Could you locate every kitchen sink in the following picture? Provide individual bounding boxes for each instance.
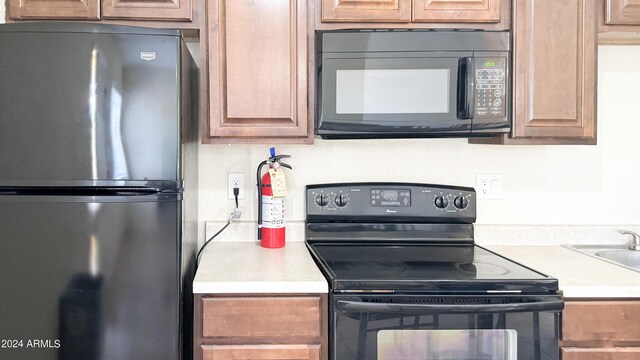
[595,250,640,269]
[563,244,640,272]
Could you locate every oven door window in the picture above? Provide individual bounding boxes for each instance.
[378,329,517,360]
[320,56,471,133]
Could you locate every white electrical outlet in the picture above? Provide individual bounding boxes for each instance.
[476,174,503,200]
[227,173,245,200]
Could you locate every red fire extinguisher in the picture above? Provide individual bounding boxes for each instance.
[257,147,292,248]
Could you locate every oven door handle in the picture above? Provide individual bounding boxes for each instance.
[336,299,564,314]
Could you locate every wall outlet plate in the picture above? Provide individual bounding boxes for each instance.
[227,173,245,200]
[477,174,502,200]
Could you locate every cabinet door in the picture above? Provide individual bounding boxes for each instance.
[202,345,321,360]
[102,0,192,21]
[562,347,640,360]
[413,0,501,23]
[8,0,99,20]
[562,301,640,347]
[512,0,596,140]
[605,0,640,25]
[322,0,411,22]
[208,0,309,141]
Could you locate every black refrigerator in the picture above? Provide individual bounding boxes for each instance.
[0,23,198,360]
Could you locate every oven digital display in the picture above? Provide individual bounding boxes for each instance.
[371,189,411,207]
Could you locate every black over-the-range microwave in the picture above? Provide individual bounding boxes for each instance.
[316,30,511,139]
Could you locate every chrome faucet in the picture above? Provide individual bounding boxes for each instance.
[620,230,640,251]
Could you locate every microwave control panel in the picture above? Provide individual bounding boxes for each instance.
[474,57,507,119]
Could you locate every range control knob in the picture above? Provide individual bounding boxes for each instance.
[335,194,349,207]
[315,194,329,207]
[454,196,469,209]
[434,196,448,209]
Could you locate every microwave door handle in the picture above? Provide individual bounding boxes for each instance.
[457,57,475,120]
[336,299,564,315]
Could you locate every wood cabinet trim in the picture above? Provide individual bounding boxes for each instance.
[101,0,192,21]
[8,0,101,20]
[412,0,501,23]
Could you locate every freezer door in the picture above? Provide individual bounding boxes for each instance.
[0,24,181,188]
[0,194,184,360]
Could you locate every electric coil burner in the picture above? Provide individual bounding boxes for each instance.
[305,183,563,360]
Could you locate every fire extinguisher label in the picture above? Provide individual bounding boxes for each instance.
[268,168,288,198]
[261,195,285,228]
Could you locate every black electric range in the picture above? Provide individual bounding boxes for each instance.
[305,183,563,360]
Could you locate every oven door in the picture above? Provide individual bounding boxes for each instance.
[332,294,563,360]
[318,53,475,138]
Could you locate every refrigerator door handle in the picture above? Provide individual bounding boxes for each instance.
[0,187,162,196]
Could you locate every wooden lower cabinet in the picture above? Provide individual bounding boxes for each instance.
[562,347,640,360]
[561,300,640,359]
[201,297,322,338]
[195,294,328,360]
[202,344,321,360]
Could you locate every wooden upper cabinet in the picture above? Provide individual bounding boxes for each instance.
[102,0,192,21]
[322,0,411,22]
[8,0,100,20]
[413,0,501,23]
[207,0,310,141]
[512,0,596,140]
[605,0,640,25]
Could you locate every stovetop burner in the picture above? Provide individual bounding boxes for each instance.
[458,262,509,276]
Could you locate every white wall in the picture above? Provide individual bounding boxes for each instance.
[199,45,640,231]
[1,2,6,23]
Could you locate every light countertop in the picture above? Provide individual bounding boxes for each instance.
[193,241,328,294]
[193,240,640,298]
[486,245,640,298]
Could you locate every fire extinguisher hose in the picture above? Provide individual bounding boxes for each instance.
[256,160,269,240]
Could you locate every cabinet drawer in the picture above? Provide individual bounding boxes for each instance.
[563,301,640,346]
[202,344,320,360]
[201,297,321,338]
[562,347,640,360]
